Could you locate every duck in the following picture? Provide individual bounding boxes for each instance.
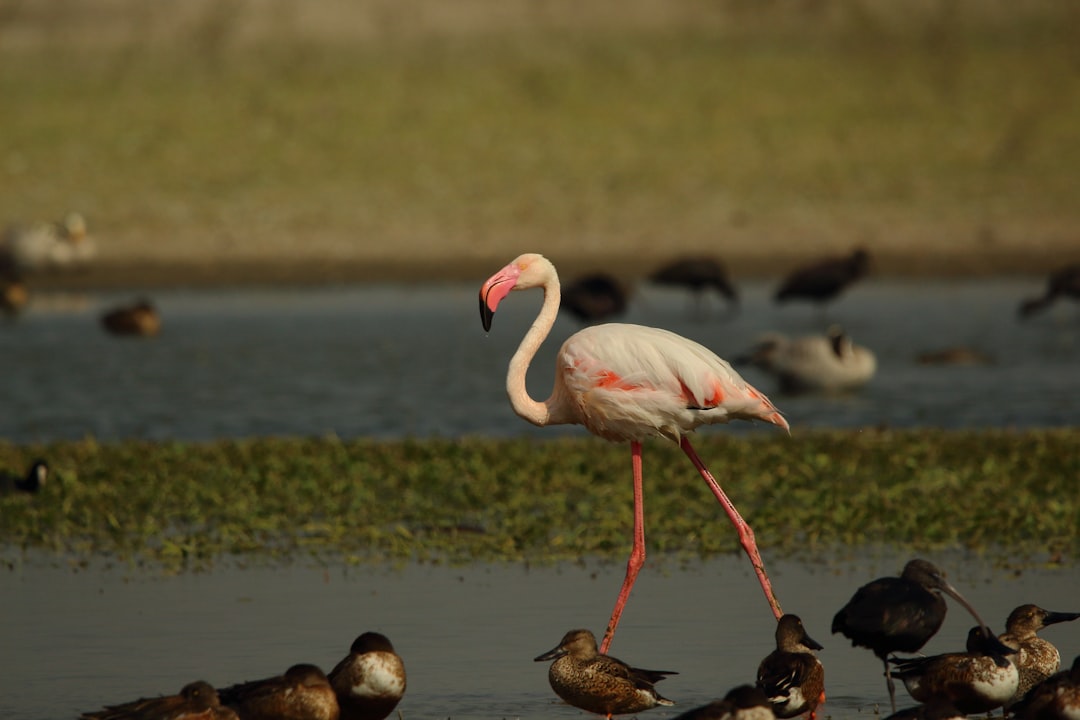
[328,632,406,720]
[774,248,869,307]
[756,614,826,720]
[888,625,1019,714]
[1018,264,1080,319]
[534,628,676,718]
[217,663,339,720]
[737,326,876,394]
[649,256,738,317]
[672,685,775,720]
[1013,654,1080,720]
[79,680,238,720]
[998,604,1080,708]
[561,272,631,323]
[1,276,29,317]
[101,298,161,337]
[1,212,96,273]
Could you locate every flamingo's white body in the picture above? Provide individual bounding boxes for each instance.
[480,253,789,652]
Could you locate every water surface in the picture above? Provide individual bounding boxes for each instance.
[3,553,1079,720]
[2,279,1078,443]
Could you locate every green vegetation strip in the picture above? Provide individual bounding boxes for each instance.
[1,430,1076,570]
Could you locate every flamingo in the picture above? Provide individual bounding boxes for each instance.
[479,253,789,652]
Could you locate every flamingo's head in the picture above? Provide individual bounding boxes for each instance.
[479,253,550,331]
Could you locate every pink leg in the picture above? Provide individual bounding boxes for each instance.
[600,441,646,654]
[680,436,783,620]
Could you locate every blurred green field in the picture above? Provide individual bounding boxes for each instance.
[2,430,1076,571]
[1,0,1078,280]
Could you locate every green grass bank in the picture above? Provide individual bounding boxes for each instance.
[2,430,1076,571]
[2,1,1079,286]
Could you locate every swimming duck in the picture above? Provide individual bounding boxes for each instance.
[534,628,676,718]
[756,614,826,720]
[101,298,161,337]
[737,327,876,394]
[328,632,406,720]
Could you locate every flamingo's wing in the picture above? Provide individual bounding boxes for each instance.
[557,324,786,441]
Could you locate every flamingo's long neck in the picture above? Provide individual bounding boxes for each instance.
[507,269,565,427]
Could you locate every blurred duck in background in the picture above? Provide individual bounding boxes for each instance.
[1,274,29,318]
[101,298,161,337]
[1,212,96,274]
[736,326,876,394]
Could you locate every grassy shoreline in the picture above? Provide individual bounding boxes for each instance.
[2,1,1078,288]
[2,430,1076,571]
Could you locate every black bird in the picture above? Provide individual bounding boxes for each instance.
[2,459,48,493]
[1018,263,1080,319]
[560,272,630,323]
[774,248,869,306]
[831,558,1005,713]
[649,256,738,317]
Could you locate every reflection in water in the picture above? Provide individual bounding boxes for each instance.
[0,279,1078,443]
[3,553,1079,720]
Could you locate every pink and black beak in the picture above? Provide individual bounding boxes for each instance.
[480,291,496,332]
[479,267,519,332]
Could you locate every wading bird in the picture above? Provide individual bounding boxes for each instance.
[831,558,1006,713]
[534,628,676,718]
[328,632,406,720]
[756,614,826,720]
[561,272,631,323]
[998,604,1080,708]
[1018,264,1080,319]
[649,256,739,317]
[774,249,869,308]
[479,253,789,652]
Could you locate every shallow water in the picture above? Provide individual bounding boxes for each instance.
[2,278,1078,443]
[3,552,1079,720]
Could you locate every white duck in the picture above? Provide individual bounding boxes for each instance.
[738,326,876,394]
